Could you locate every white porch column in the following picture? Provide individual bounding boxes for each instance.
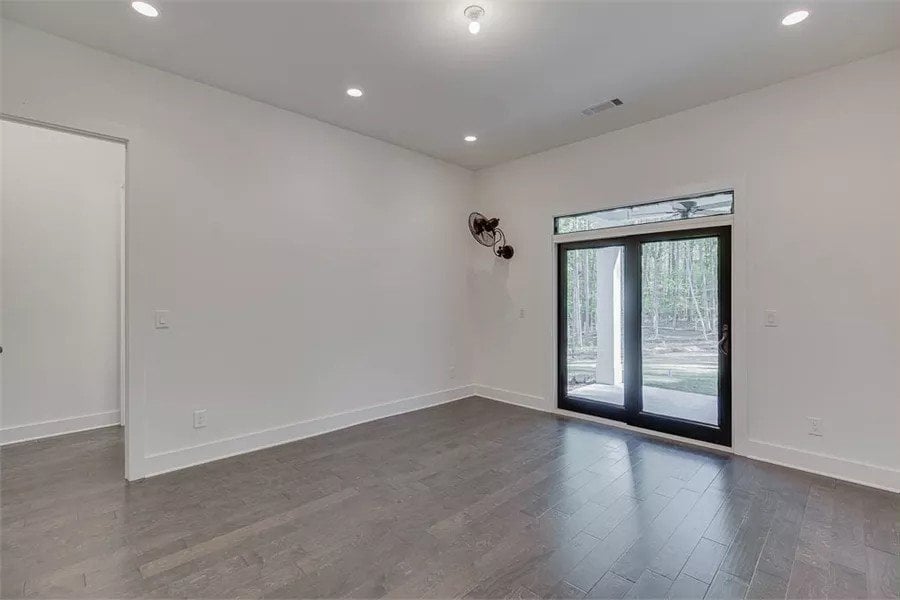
[594,247,623,385]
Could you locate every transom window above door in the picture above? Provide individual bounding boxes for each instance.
[555,191,734,234]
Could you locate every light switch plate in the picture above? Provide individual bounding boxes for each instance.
[764,309,779,327]
[154,309,170,329]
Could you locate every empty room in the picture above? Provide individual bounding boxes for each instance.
[0,1,898,599]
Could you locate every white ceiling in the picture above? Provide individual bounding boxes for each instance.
[3,1,899,169]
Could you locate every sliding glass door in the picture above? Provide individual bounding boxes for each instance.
[558,227,731,446]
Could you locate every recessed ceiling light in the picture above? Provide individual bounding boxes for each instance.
[346,88,363,98]
[131,1,159,17]
[781,10,809,26]
[464,135,478,142]
[464,5,484,35]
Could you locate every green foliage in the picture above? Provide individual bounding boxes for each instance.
[641,237,718,339]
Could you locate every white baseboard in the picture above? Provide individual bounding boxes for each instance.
[473,384,898,493]
[472,385,546,410]
[140,385,476,479]
[743,439,899,493]
[1,410,121,445]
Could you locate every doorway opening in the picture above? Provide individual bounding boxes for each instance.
[1,117,127,472]
[558,225,731,446]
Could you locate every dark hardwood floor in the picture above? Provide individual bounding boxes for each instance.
[1,397,897,598]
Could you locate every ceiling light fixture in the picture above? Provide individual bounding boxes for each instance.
[464,5,484,35]
[131,1,159,17]
[464,135,478,142]
[781,9,809,26]
[346,88,363,98]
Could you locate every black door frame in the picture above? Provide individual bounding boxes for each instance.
[557,226,732,446]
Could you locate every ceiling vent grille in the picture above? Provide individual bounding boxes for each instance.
[581,98,623,116]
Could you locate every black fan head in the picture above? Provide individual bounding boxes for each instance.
[469,212,495,246]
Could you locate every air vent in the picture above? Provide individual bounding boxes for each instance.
[581,98,623,116]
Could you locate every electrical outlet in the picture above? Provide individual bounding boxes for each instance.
[449,366,456,380]
[519,308,526,319]
[193,409,207,429]
[807,416,822,437]
[764,309,779,327]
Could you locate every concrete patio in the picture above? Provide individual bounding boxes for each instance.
[570,383,718,425]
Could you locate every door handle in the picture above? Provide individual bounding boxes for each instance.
[718,324,729,356]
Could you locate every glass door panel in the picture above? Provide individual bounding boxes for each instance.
[563,246,625,409]
[640,237,719,425]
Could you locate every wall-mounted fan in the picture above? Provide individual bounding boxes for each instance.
[468,212,514,259]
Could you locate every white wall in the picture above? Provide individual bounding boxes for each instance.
[1,20,475,478]
[1,120,124,443]
[471,50,900,491]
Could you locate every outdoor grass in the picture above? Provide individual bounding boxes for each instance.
[567,349,717,396]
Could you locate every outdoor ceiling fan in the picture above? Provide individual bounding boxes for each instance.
[639,198,732,220]
[468,212,514,259]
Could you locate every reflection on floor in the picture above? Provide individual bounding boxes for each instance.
[570,383,718,425]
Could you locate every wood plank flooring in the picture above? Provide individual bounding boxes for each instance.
[1,397,897,598]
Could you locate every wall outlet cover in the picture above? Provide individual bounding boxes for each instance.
[193,409,207,429]
[807,416,823,436]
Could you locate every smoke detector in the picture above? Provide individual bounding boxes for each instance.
[581,98,623,117]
